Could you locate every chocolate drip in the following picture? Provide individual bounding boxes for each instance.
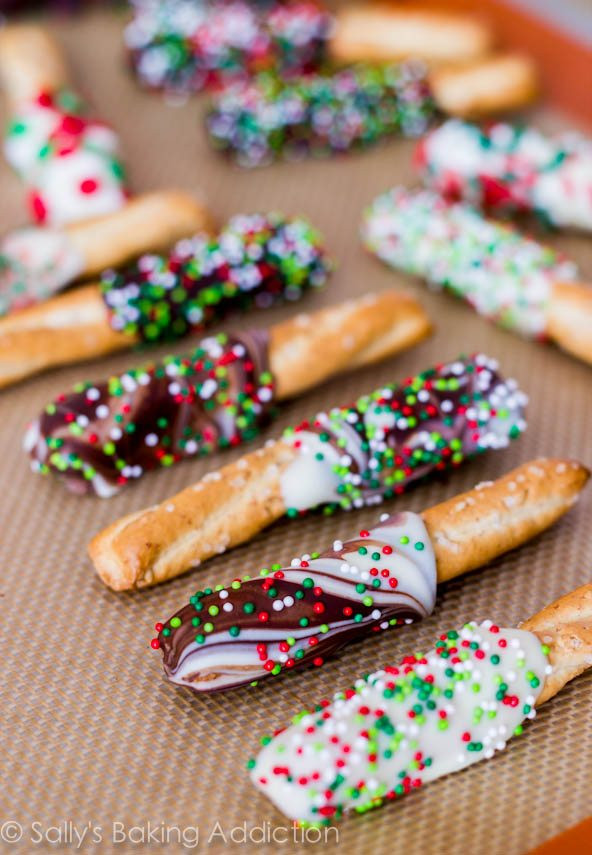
[156,511,438,693]
[28,330,274,495]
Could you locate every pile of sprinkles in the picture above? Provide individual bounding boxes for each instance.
[249,622,551,824]
[154,511,438,692]
[416,119,592,231]
[100,212,330,343]
[26,331,275,497]
[4,88,127,226]
[280,353,526,516]
[125,0,331,95]
[362,187,578,338]
[206,63,435,167]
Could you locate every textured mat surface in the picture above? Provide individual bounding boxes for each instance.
[0,7,591,855]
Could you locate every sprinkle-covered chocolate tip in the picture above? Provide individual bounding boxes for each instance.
[26,330,274,497]
[100,212,331,343]
[249,623,551,824]
[206,63,435,167]
[125,0,331,95]
[362,187,578,337]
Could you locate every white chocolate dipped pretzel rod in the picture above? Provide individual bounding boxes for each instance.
[154,458,589,693]
[0,24,127,225]
[27,290,431,496]
[0,190,214,317]
[362,187,592,366]
[250,580,592,824]
[416,119,592,232]
[0,210,330,388]
[89,352,528,590]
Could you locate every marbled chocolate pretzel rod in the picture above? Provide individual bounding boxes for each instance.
[0,24,128,225]
[0,212,330,388]
[154,458,588,693]
[89,353,527,590]
[250,582,592,824]
[362,187,592,366]
[0,190,213,317]
[26,291,430,496]
[206,55,537,167]
[415,119,592,232]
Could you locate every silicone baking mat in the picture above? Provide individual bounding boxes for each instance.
[0,7,591,855]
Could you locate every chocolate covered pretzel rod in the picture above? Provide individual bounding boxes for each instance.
[206,55,537,167]
[416,120,592,231]
[155,458,588,692]
[250,581,592,824]
[89,353,527,590]
[26,290,431,496]
[0,212,330,388]
[0,190,213,316]
[125,0,331,95]
[0,25,127,225]
[362,187,592,366]
[126,1,492,96]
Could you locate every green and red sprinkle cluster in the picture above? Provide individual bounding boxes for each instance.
[100,212,330,343]
[206,62,435,167]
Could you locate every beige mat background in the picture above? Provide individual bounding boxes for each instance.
[0,6,591,854]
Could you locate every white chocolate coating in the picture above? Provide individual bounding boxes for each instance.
[0,226,84,315]
[251,623,549,823]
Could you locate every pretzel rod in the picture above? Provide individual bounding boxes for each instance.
[0,24,128,225]
[0,191,214,316]
[362,187,592,366]
[206,54,537,167]
[249,581,592,824]
[26,291,431,496]
[416,120,592,231]
[125,1,493,96]
[0,212,330,388]
[329,4,493,65]
[89,353,527,590]
[0,24,67,104]
[155,458,588,693]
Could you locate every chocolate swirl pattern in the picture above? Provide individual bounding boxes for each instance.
[100,213,330,343]
[156,512,437,692]
[278,354,526,514]
[25,331,273,497]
